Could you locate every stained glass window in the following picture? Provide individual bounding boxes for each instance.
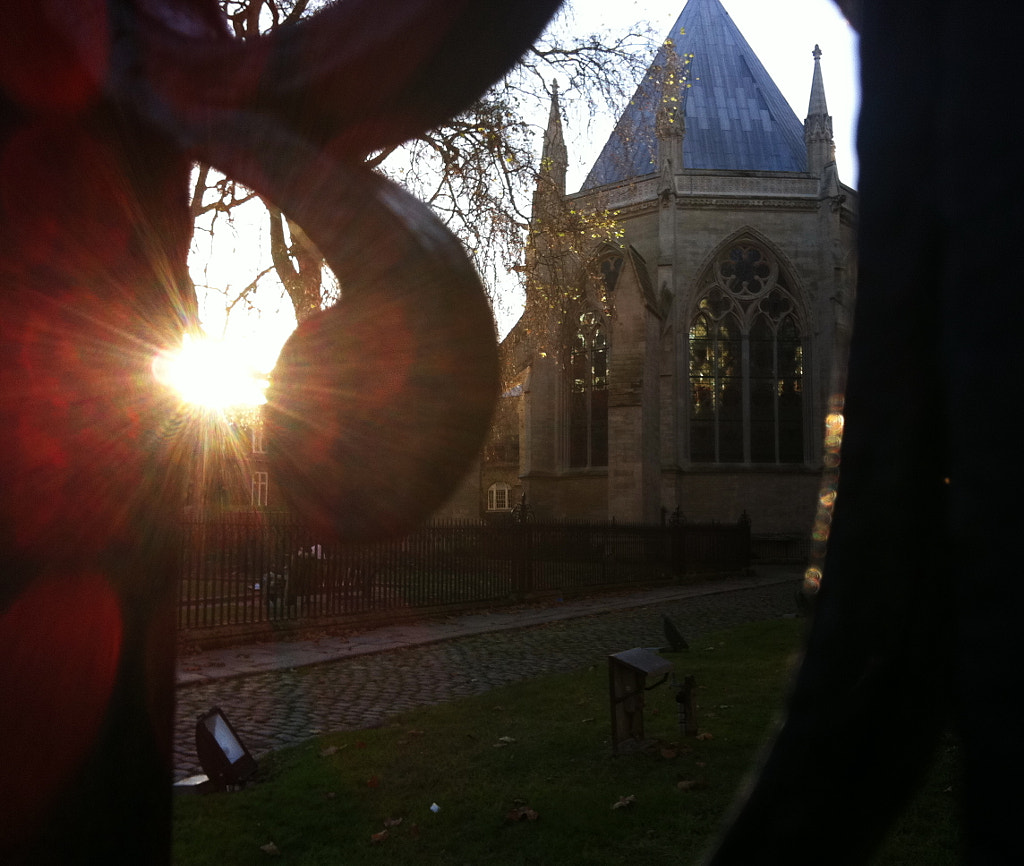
[689,245,803,464]
[569,312,609,468]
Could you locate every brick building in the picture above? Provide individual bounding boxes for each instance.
[182,413,276,516]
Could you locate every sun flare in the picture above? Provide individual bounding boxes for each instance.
[153,334,270,410]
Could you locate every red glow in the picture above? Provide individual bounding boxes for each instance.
[0,1,110,114]
[0,572,123,847]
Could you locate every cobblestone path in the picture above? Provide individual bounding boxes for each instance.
[174,581,797,778]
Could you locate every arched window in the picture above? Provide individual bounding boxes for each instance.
[690,310,742,461]
[598,254,623,298]
[569,312,608,468]
[689,244,804,464]
[487,482,512,511]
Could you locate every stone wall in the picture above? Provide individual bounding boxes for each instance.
[669,469,820,536]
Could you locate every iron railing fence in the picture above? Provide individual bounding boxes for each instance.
[750,534,813,564]
[177,514,753,630]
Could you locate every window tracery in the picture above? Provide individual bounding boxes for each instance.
[689,243,803,464]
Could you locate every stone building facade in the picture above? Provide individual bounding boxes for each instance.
[482,0,857,535]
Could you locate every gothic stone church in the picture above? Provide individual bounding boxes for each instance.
[476,0,856,536]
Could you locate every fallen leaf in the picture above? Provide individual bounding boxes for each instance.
[696,732,714,741]
[325,792,337,800]
[370,830,389,844]
[260,842,281,855]
[506,806,540,822]
[383,817,403,828]
[661,747,679,760]
[366,775,381,788]
[320,745,339,757]
[611,794,637,810]
[677,780,699,791]
[580,717,595,724]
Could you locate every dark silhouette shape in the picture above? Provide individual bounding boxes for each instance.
[663,614,690,652]
[0,1,562,862]
[704,2,1024,863]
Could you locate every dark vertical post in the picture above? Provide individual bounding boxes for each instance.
[2,1,562,861]
[737,510,752,572]
[0,92,192,865]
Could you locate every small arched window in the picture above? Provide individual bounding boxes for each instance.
[689,244,804,464]
[487,482,512,512]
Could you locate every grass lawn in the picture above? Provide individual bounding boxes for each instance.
[173,619,961,864]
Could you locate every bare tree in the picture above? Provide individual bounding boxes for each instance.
[188,1,655,330]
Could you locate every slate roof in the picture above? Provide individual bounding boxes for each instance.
[582,0,807,190]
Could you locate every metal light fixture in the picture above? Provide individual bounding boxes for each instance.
[195,707,258,790]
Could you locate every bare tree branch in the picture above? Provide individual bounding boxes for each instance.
[190,1,658,332]
[222,265,276,319]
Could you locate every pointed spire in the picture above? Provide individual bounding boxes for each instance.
[528,81,568,281]
[540,80,567,197]
[808,45,829,116]
[805,44,835,176]
[656,39,685,174]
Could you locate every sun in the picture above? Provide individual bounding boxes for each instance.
[153,334,271,410]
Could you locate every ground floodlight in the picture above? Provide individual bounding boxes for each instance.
[195,706,258,789]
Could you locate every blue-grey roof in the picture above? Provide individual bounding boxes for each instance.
[582,0,807,189]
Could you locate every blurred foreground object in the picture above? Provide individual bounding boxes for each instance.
[704,2,1024,863]
[0,0,561,861]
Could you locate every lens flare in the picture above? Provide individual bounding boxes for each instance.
[805,399,845,594]
[153,334,268,409]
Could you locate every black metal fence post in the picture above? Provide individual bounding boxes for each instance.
[511,521,535,599]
